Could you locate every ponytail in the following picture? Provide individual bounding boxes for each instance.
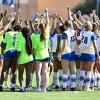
[39,23,46,41]
[21,27,32,55]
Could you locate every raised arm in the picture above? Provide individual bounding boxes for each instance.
[57,15,64,25]
[67,6,72,21]
[0,12,15,36]
[89,13,94,23]
[72,13,83,27]
[0,15,3,29]
[24,20,29,28]
[45,8,49,27]
[92,10,100,25]
[77,11,86,24]
[0,22,11,36]
[29,20,35,33]
[50,13,57,34]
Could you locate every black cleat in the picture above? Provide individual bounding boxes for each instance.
[55,85,59,89]
[11,87,16,92]
[0,86,3,92]
[70,88,77,91]
[62,88,66,91]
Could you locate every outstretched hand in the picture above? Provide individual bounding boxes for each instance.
[77,11,81,16]
[67,5,71,9]
[44,8,49,14]
[92,10,96,14]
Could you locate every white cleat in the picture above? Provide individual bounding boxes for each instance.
[85,88,94,92]
[35,88,42,92]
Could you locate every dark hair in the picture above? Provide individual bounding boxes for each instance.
[39,23,46,41]
[21,27,32,55]
[64,20,71,28]
[13,25,22,32]
[59,25,65,33]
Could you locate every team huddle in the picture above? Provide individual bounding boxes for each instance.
[0,6,100,92]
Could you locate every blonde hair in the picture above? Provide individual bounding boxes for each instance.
[84,21,93,31]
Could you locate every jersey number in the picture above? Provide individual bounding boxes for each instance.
[70,36,75,43]
[13,34,16,46]
[81,36,88,44]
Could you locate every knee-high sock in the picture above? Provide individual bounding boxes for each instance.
[85,71,92,89]
[90,72,95,88]
[80,70,86,87]
[62,74,68,88]
[58,70,63,87]
[53,72,58,86]
[70,74,77,88]
[97,73,100,87]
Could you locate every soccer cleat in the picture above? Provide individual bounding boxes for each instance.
[70,88,77,91]
[42,88,47,92]
[20,88,25,92]
[35,88,42,92]
[62,88,66,91]
[49,84,59,89]
[46,87,52,91]
[11,87,16,92]
[55,85,59,89]
[20,88,29,92]
[29,84,32,88]
[49,83,55,89]
[84,88,94,92]
[0,86,3,92]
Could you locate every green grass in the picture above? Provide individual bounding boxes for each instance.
[0,72,100,100]
[0,91,100,100]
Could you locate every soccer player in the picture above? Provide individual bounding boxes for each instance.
[0,28,20,91]
[49,14,63,89]
[16,27,33,92]
[92,23,100,89]
[31,8,50,92]
[79,21,99,91]
[57,20,77,91]
[0,16,13,75]
[0,15,17,91]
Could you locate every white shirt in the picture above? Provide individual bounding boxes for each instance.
[79,30,95,54]
[51,33,58,52]
[95,33,100,52]
[69,29,77,51]
[61,30,72,55]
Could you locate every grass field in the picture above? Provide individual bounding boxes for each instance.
[0,73,100,100]
[0,91,100,100]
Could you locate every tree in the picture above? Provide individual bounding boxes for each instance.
[72,0,100,17]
